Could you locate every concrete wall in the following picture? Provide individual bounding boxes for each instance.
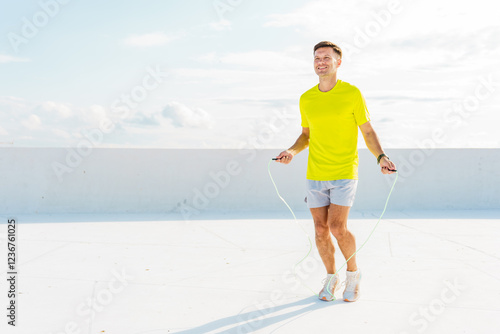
[0,148,499,215]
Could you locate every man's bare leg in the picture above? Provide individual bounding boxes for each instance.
[328,203,357,272]
[310,205,337,274]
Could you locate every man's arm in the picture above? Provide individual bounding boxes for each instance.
[275,127,309,164]
[359,121,397,174]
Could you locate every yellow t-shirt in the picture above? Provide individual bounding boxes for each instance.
[299,80,370,181]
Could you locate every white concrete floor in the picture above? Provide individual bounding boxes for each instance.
[1,210,499,334]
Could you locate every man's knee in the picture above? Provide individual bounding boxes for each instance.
[330,224,348,240]
[314,220,330,240]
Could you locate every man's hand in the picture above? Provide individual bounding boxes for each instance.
[380,156,397,174]
[275,150,294,164]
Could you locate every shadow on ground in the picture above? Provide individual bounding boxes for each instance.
[167,296,340,334]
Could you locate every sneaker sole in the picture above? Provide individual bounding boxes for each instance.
[320,297,335,302]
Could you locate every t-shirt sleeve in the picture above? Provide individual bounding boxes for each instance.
[353,89,370,126]
[299,96,309,128]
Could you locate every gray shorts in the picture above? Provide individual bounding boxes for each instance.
[305,179,358,208]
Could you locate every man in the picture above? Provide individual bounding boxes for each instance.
[275,41,396,302]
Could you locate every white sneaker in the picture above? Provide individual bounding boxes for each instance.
[318,273,339,301]
[343,269,361,302]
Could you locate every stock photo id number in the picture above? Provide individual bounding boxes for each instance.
[6,218,18,326]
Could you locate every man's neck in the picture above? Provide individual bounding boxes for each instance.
[318,75,338,92]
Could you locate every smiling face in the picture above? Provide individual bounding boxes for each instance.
[314,47,341,78]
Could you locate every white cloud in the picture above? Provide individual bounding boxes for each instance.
[0,97,113,146]
[209,19,232,31]
[0,54,30,63]
[0,96,29,111]
[123,32,175,47]
[87,105,107,121]
[22,114,42,130]
[219,50,310,71]
[161,101,214,128]
[263,0,500,64]
[264,0,498,36]
[38,101,73,118]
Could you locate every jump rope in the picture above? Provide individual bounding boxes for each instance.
[267,158,398,299]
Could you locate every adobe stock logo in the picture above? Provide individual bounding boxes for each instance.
[7,0,73,53]
[400,278,466,333]
[387,73,498,185]
[343,0,404,57]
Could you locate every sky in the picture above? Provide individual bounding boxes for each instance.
[0,0,499,149]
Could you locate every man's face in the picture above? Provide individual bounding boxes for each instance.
[314,47,341,77]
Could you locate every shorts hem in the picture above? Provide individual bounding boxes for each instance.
[305,179,358,209]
